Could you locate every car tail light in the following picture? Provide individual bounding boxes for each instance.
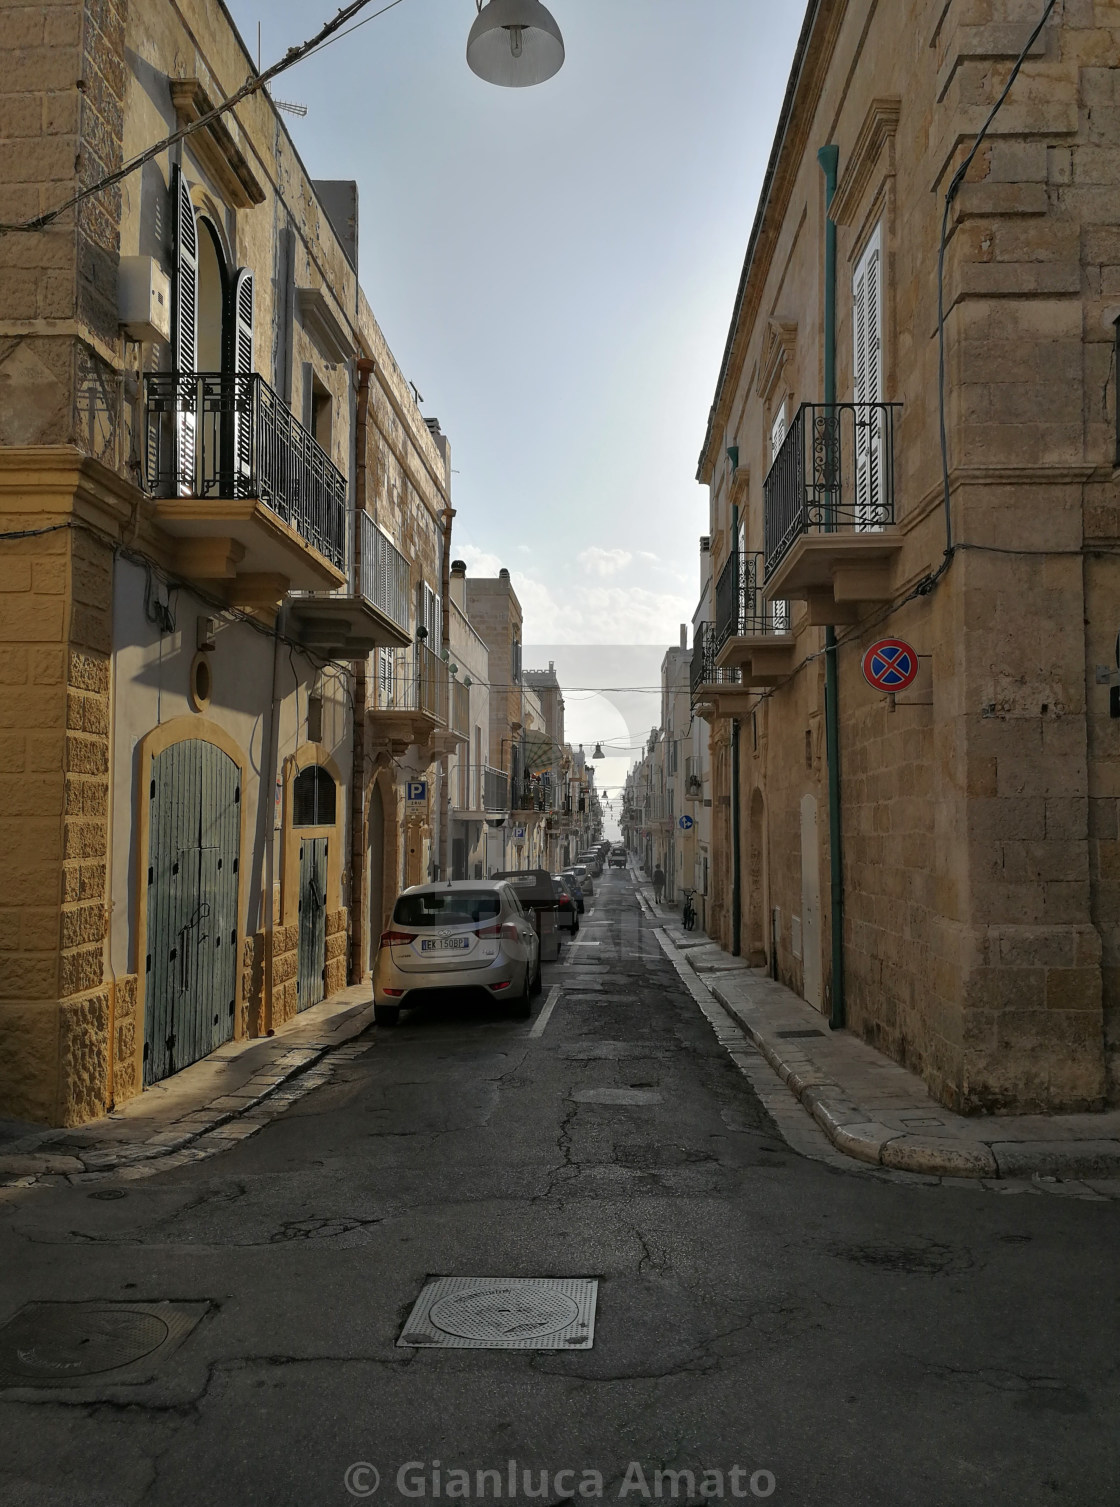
[382,987,405,997]
[490,981,511,991]
[476,921,520,940]
[380,930,417,946]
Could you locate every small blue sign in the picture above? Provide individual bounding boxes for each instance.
[405,780,427,802]
[678,815,694,831]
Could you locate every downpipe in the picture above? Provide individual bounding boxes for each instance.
[818,143,846,1032]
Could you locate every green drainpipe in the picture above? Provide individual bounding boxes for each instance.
[818,143,845,1032]
[730,496,742,957]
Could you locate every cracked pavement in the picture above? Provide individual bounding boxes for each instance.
[1,872,1118,1505]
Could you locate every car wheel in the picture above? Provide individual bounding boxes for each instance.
[530,955,543,997]
[572,917,579,934]
[512,969,532,1019]
[374,1004,400,1027]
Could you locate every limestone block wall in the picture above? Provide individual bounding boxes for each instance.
[694,0,1120,1112]
[0,463,116,1126]
[324,908,347,998]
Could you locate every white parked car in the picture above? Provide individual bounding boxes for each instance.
[373,880,541,1026]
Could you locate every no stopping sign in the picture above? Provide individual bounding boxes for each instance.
[861,639,918,692]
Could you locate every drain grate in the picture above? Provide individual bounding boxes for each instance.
[776,1028,827,1039]
[399,1277,597,1350]
[0,1301,208,1388]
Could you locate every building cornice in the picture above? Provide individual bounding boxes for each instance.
[697,0,847,485]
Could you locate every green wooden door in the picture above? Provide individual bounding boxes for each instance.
[144,740,240,1086]
[297,836,328,1011]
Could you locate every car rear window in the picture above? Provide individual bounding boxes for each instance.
[393,891,501,928]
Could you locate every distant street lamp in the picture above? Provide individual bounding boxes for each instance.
[466,0,565,87]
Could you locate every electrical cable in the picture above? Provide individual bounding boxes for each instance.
[0,0,408,236]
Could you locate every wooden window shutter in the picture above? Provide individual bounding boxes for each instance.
[852,222,884,528]
[173,165,198,494]
[173,165,198,375]
[228,268,254,375]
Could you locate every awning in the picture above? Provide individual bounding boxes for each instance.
[523,729,562,774]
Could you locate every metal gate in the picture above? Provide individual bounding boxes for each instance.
[297,836,328,1011]
[144,740,240,1086]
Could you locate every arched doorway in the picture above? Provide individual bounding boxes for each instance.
[747,787,767,966]
[368,780,385,973]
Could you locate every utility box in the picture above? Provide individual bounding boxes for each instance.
[119,256,171,343]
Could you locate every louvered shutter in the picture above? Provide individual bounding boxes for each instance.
[770,402,787,462]
[228,268,254,485]
[173,165,198,495]
[853,223,884,530]
[230,268,254,374]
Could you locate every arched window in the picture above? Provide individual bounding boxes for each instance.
[293,765,336,827]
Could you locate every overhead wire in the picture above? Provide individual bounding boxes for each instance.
[0,0,407,235]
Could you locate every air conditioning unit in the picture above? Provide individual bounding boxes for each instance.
[699,536,711,553]
[118,256,171,343]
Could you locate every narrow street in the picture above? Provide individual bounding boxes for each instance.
[2,870,1117,1507]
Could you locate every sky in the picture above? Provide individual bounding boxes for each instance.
[225,0,805,781]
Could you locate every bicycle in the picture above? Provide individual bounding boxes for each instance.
[682,889,697,932]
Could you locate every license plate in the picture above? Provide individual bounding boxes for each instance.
[420,937,470,953]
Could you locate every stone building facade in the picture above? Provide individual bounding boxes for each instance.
[0,0,458,1124]
[692,0,1120,1114]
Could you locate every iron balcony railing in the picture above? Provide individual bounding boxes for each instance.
[452,679,470,739]
[373,641,448,723]
[513,777,558,814]
[763,401,900,579]
[483,766,509,812]
[714,548,791,649]
[359,513,410,633]
[145,372,347,570]
[689,621,742,709]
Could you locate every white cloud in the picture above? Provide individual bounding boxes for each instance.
[577,547,633,579]
[455,543,503,577]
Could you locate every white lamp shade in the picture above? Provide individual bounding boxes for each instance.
[466,0,565,87]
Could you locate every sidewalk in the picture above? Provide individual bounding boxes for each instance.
[0,985,375,1190]
[636,877,1120,1182]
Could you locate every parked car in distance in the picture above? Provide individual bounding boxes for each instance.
[566,864,594,897]
[608,846,626,868]
[373,881,541,1026]
[578,852,603,878]
[552,875,580,932]
[559,869,586,912]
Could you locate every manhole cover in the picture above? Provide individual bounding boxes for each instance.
[0,1302,209,1388]
[431,1287,579,1341]
[571,1087,663,1106]
[399,1277,597,1350]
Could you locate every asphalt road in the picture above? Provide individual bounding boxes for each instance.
[1,870,1117,1507]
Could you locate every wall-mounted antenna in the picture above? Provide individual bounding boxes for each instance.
[259,23,307,116]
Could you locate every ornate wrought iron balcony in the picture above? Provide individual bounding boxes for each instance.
[762,401,902,624]
[713,548,796,684]
[689,620,749,721]
[144,373,347,591]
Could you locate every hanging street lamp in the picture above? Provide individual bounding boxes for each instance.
[466,0,565,87]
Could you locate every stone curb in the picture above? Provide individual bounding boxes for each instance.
[0,1010,374,1190]
[702,978,1120,1182]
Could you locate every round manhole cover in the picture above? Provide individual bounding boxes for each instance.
[429,1286,580,1342]
[2,1305,169,1380]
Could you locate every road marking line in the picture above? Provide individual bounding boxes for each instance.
[529,985,563,1038]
